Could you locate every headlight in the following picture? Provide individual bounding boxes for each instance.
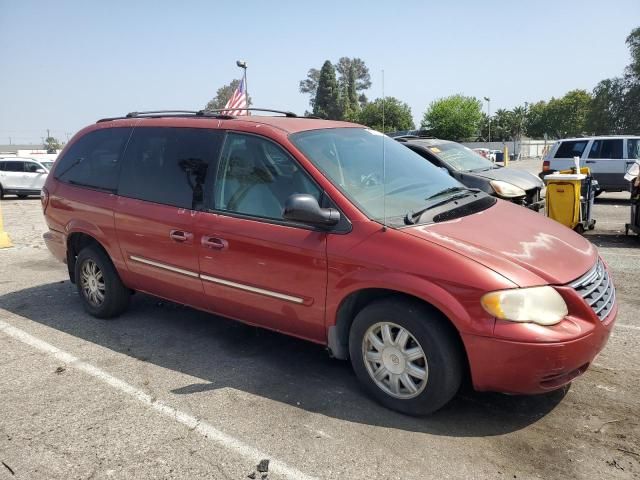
[481,286,568,326]
[490,180,526,198]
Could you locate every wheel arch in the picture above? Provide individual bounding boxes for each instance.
[66,232,110,283]
[328,287,470,379]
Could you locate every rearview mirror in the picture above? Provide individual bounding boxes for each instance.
[283,194,340,227]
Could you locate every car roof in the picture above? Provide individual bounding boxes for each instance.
[0,157,40,161]
[557,135,640,142]
[99,115,361,135]
[399,138,455,148]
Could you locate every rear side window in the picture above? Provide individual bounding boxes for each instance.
[627,139,640,159]
[118,127,223,209]
[4,162,25,172]
[0,162,4,171]
[55,128,132,191]
[554,140,588,158]
[588,139,623,159]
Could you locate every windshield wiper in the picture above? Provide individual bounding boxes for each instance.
[424,186,470,201]
[404,187,480,225]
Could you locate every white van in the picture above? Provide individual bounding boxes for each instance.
[541,136,640,193]
[0,157,52,199]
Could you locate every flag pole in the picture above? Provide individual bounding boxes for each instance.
[236,60,248,115]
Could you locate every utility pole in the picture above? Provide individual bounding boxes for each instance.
[483,97,491,144]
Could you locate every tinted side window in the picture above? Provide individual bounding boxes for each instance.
[0,162,5,171]
[589,139,623,159]
[628,139,640,159]
[55,128,132,191]
[554,140,588,158]
[5,162,25,172]
[25,162,42,173]
[119,127,223,209]
[214,133,321,221]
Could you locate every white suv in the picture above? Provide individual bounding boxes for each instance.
[0,157,53,199]
[541,136,640,194]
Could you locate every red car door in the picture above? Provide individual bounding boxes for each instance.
[195,132,328,342]
[115,126,223,309]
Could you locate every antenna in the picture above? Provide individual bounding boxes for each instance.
[381,69,387,231]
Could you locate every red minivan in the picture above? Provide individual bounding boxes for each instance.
[42,110,617,415]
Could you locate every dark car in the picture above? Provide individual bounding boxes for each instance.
[397,137,544,210]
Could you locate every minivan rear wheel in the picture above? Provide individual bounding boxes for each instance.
[75,245,130,318]
[349,298,463,416]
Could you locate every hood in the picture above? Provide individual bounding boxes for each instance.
[471,166,543,191]
[404,200,597,286]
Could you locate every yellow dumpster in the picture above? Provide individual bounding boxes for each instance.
[544,167,596,233]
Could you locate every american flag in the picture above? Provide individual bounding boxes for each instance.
[223,77,248,116]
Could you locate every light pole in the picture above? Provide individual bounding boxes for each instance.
[483,97,491,143]
[236,60,248,113]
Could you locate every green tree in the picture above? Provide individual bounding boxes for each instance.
[545,90,592,138]
[421,94,483,141]
[299,68,320,109]
[313,61,341,119]
[44,136,61,153]
[335,57,371,92]
[300,57,370,114]
[587,78,626,134]
[203,79,252,111]
[524,101,550,139]
[626,26,640,79]
[356,97,415,132]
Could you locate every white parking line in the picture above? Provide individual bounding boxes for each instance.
[616,323,640,331]
[0,317,318,480]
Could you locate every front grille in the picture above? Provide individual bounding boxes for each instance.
[569,260,615,321]
[525,188,540,204]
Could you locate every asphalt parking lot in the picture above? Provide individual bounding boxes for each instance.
[0,159,638,480]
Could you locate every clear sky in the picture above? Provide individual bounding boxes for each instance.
[1,0,638,144]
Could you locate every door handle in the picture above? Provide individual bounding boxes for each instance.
[585,160,596,164]
[201,236,228,250]
[169,230,193,243]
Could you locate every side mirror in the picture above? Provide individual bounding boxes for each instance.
[283,194,340,227]
[36,168,46,174]
[625,161,639,181]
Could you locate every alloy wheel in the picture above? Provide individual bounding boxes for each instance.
[362,321,429,399]
[79,259,106,307]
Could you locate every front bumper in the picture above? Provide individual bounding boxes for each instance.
[463,301,617,394]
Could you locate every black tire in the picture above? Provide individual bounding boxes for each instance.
[594,189,603,198]
[0,185,4,200]
[74,245,130,318]
[349,298,463,416]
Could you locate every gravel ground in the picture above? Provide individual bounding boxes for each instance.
[0,165,638,480]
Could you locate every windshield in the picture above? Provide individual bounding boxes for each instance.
[428,142,495,171]
[290,128,464,226]
[41,161,54,171]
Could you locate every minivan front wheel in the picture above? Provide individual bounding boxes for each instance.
[75,245,130,318]
[349,299,463,415]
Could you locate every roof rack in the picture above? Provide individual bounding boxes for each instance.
[97,110,233,123]
[97,108,300,123]
[204,108,298,118]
